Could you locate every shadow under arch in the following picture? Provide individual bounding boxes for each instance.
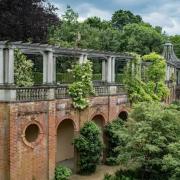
[56,119,75,170]
[92,114,106,162]
[118,111,128,121]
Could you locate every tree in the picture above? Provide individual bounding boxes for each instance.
[48,6,79,48]
[14,49,34,87]
[111,10,142,30]
[113,102,180,179]
[121,23,165,55]
[170,35,180,59]
[0,0,59,42]
[84,16,111,30]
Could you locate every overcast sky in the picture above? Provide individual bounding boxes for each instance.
[51,0,180,35]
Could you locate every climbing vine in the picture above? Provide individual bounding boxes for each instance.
[68,60,94,110]
[123,52,169,104]
[142,52,169,101]
[14,49,34,87]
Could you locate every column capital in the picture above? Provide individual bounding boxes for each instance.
[79,54,88,64]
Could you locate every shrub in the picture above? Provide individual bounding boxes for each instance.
[74,121,103,174]
[104,169,139,180]
[54,165,72,180]
[105,119,128,165]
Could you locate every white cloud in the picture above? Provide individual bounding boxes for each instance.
[143,12,173,27]
[143,12,180,35]
[141,1,180,35]
[53,2,66,17]
[52,0,180,35]
[76,3,111,21]
[164,20,180,35]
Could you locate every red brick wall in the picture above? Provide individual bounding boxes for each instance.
[0,95,129,180]
[0,103,10,180]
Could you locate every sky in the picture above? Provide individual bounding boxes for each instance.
[51,0,180,35]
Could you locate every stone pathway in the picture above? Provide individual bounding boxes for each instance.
[70,165,120,180]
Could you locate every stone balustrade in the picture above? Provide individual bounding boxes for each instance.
[0,83,127,102]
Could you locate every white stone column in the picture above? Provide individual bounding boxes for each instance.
[43,50,54,84]
[106,56,112,83]
[53,56,56,83]
[79,54,88,64]
[0,48,16,101]
[111,57,115,83]
[0,49,4,85]
[79,54,84,64]
[47,51,54,84]
[43,52,48,84]
[84,54,88,62]
[102,60,106,81]
[4,48,14,85]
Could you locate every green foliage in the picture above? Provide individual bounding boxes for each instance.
[85,16,111,29]
[123,52,169,103]
[104,169,139,180]
[162,141,180,179]
[14,49,34,87]
[115,102,180,179]
[142,53,169,101]
[48,7,119,52]
[74,121,103,174]
[33,72,42,84]
[68,61,94,110]
[105,119,128,165]
[54,165,72,180]
[48,6,79,48]
[170,35,180,58]
[32,72,101,84]
[123,53,152,103]
[48,7,166,56]
[112,10,142,30]
[121,23,165,55]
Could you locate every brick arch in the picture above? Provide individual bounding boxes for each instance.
[91,114,106,127]
[56,118,75,168]
[56,116,78,132]
[118,110,128,121]
[90,112,107,125]
[91,114,107,162]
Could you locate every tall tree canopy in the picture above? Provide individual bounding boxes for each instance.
[0,0,59,42]
[111,10,142,30]
[49,7,166,55]
[121,23,165,54]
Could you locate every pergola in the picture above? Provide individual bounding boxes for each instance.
[0,41,132,101]
[0,41,132,86]
[162,42,180,84]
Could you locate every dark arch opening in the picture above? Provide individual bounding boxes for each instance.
[56,119,74,170]
[92,115,106,162]
[118,111,128,121]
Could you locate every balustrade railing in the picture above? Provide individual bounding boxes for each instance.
[0,82,127,102]
[55,86,69,99]
[16,87,49,101]
[94,86,109,96]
